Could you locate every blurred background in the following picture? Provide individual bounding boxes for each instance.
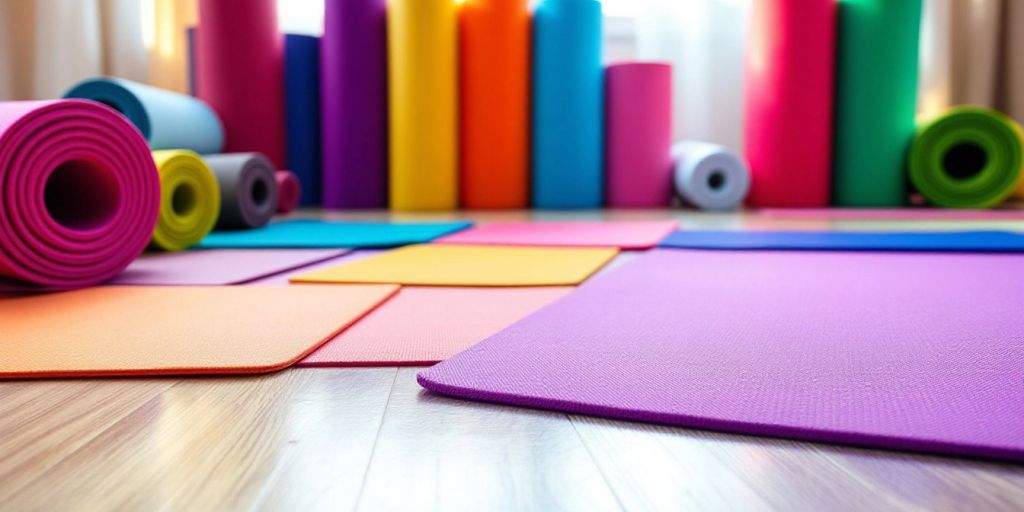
[1,0,1021,152]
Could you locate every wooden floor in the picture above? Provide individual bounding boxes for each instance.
[2,211,1023,511]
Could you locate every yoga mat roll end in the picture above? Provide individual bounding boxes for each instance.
[276,170,301,214]
[150,149,221,252]
[673,141,750,211]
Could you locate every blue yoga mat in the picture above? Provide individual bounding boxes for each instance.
[532,0,604,209]
[198,219,473,249]
[64,76,224,154]
[284,34,322,206]
[659,230,1024,252]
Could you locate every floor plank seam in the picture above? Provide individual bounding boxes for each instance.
[567,415,629,512]
[350,367,401,512]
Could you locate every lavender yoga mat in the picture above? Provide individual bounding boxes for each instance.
[0,100,160,288]
[420,249,1024,462]
[321,0,388,208]
[112,249,346,286]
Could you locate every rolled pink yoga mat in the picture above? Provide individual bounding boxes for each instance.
[196,0,286,167]
[275,170,301,214]
[0,100,160,288]
[744,0,835,207]
[605,62,674,208]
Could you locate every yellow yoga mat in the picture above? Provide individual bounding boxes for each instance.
[290,244,619,287]
[150,150,221,251]
[388,0,458,210]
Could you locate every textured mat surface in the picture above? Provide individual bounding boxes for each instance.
[420,249,1024,462]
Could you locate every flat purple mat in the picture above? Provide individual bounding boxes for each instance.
[111,249,348,285]
[419,249,1024,462]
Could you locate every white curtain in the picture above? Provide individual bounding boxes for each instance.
[636,0,751,152]
[0,0,149,100]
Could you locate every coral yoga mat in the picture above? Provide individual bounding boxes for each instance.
[420,249,1024,462]
[0,285,397,379]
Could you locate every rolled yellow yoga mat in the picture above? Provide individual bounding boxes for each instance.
[909,107,1024,208]
[150,150,221,251]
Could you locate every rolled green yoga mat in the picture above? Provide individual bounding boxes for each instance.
[833,0,922,207]
[909,107,1024,209]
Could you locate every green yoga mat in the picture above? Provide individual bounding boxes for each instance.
[833,0,922,207]
[909,107,1024,209]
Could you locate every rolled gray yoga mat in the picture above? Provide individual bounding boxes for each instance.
[205,153,279,230]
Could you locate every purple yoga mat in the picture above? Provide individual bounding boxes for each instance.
[420,249,1024,462]
[112,249,347,285]
[321,0,388,208]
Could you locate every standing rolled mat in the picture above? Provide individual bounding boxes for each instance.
[195,0,285,167]
[321,0,388,209]
[284,34,321,206]
[673,141,751,211]
[833,0,923,207]
[389,0,458,211]
[150,150,221,252]
[744,0,835,208]
[909,107,1024,209]
[275,170,301,214]
[63,77,224,154]
[0,100,160,288]
[532,0,604,209]
[205,153,279,230]
[606,62,674,208]
[460,0,530,209]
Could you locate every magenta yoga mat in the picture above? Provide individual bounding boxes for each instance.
[0,100,160,288]
[420,249,1024,462]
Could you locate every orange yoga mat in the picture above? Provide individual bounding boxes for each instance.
[0,285,397,379]
[299,286,572,367]
[459,0,530,208]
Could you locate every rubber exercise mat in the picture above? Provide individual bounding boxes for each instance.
[248,250,382,286]
[762,208,1024,221]
[299,287,573,367]
[658,230,1024,252]
[420,249,1024,462]
[199,219,471,249]
[112,249,347,286]
[0,285,397,379]
[0,100,160,289]
[291,244,617,286]
[436,221,676,249]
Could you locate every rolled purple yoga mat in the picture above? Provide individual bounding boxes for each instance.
[0,100,160,288]
[321,0,388,209]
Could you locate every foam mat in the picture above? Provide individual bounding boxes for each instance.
[659,230,1024,252]
[0,285,397,379]
[199,219,472,248]
[113,249,347,285]
[290,244,618,286]
[420,249,1024,462]
[300,287,572,366]
[437,221,676,249]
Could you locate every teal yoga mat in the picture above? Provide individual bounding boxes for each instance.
[64,77,224,154]
[833,0,923,206]
[198,219,473,249]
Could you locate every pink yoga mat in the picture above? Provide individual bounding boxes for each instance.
[761,208,1024,221]
[744,0,835,207]
[275,170,301,214]
[300,286,573,367]
[605,62,674,208]
[421,249,1024,462]
[196,0,285,166]
[112,249,346,286]
[436,221,677,249]
[0,100,160,288]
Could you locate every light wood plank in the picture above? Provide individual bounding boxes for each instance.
[1,369,396,511]
[571,415,1024,511]
[354,368,622,512]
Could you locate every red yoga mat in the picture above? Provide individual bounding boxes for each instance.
[0,100,160,288]
[196,0,286,167]
[744,0,835,207]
